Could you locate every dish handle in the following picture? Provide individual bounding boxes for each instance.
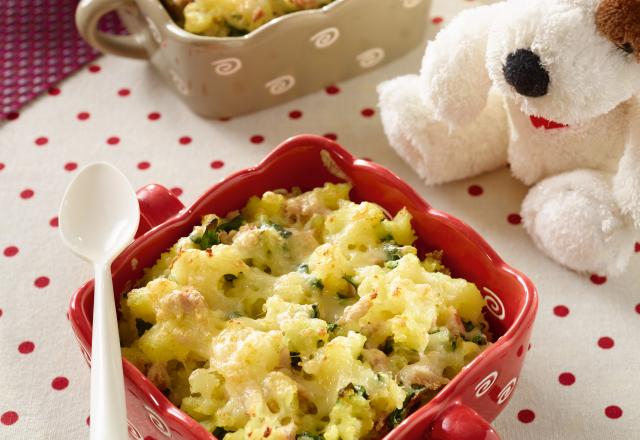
[76,0,148,59]
[427,403,501,440]
[136,184,185,237]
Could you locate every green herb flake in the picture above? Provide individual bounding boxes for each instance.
[327,323,338,332]
[463,320,475,332]
[342,275,358,288]
[269,223,292,239]
[310,278,324,290]
[471,335,487,345]
[310,304,320,319]
[290,351,302,370]
[135,319,153,337]
[353,384,369,399]
[385,260,399,269]
[218,215,244,232]
[383,243,403,262]
[389,408,404,428]
[298,264,310,274]
[212,427,233,439]
[450,338,458,352]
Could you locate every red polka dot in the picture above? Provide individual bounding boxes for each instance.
[323,133,338,141]
[635,242,640,253]
[590,274,607,285]
[210,160,225,169]
[35,136,48,146]
[34,276,50,288]
[0,309,3,318]
[3,246,19,257]
[250,135,264,144]
[605,406,623,419]
[148,112,161,121]
[20,189,34,199]
[179,136,192,145]
[1,411,18,426]
[77,111,90,121]
[468,185,484,196]
[517,409,535,424]
[88,64,101,73]
[431,16,444,24]
[50,217,59,227]
[64,162,78,172]
[553,305,569,317]
[86,416,90,426]
[635,303,640,314]
[289,110,303,119]
[361,108,375,118]
[598,336,614,349]
[51,376,69,390]
[558,372,575,386]
[118,88,130,97]
[0,162,4,171]
[170,187,183,197]
[507,213,522,225]
[325,85,340,95]
[48,87,61,96]
[6,111,19,120]
[107,136,120,146]
[18,341,35,354]
[137,161,151,170]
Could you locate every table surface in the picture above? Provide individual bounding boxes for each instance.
[1,0,639,439]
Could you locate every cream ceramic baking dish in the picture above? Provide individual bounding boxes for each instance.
[76,0,433,118]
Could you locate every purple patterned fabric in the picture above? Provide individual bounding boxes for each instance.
[0,1,125,119]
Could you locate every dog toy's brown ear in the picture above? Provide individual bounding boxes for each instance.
[596,0,640,62]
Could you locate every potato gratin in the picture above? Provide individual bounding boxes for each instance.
[162,0,336,37]
[119,183,491,440]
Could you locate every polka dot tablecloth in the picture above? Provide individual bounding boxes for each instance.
[1,1,639,439]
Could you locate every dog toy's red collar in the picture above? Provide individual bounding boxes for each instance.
[529,115,569,130]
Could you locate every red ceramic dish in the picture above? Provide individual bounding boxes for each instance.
[68,135,538,440]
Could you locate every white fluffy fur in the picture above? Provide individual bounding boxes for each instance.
[378,0,640,276]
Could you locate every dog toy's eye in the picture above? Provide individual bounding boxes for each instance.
[617,42,634,55]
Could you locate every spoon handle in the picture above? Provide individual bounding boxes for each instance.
[90,263,129,440]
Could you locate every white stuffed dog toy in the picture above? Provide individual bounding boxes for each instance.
[378,0,640,277]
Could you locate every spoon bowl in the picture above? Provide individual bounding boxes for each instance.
[60,163,140,264]
[60,162,140,440]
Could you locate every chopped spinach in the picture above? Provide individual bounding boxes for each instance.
[310,304,320,319]
[385,260,400,269]
[327,323,338,332]
[471,335,487,345]
[463,320,475,332]
[450,338,458,352]
[191,215,244,250]
[135,319,153,337]
[381,233,394,242]
[388,385,426,429]
[290,351,302,370]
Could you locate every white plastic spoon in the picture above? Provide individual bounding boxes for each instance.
[59,163,140,440]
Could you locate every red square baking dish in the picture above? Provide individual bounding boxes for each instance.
[68,135,538,440]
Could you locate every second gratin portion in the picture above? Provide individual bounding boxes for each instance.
[119,182,491,440]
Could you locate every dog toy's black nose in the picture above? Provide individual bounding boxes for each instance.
[503,49,550,98]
